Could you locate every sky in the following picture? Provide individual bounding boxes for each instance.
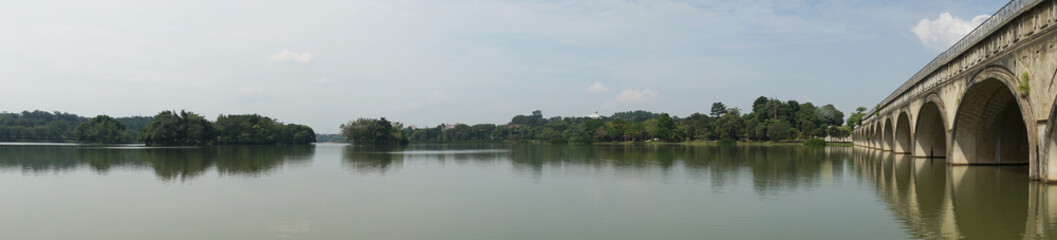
[0,0,1008,133]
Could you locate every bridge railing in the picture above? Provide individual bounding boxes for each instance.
[865,0,1043,121]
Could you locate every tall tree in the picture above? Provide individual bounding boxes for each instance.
[713,108,743,140]
[655,113,675,141]
[818,104,845,126]
[710,102,728,118]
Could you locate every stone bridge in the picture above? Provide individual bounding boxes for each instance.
[851,0,1057,182]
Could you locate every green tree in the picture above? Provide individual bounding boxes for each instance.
[138,110,217,146]
[680,113,713,140]
[340,118,408,145]
[654,113,675,141]
[766,119,793,140]
[215,114,278,144]
[284,124,317,144]
[713,108,743,140]
[73,115,130,144]
[625,122,646,141]
[818,104,845,126]
[610,110,660,122]
[795,103,819,137]
[847,106,867,129]
[510,110,546,126]
[710,102,728,118]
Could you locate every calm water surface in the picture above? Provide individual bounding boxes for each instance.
[0,143,1054,239]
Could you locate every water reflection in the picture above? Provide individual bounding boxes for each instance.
[505,144,851,195]
[339,144,1057,239]
[852,147,1057,239]
[6,143,1057,239]
[0,145,315,181]
[341,144,511,174]
[341,144,854,197]
[214,146,313,176]
[342,145,406,174]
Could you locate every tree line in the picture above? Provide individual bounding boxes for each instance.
[0,110,316,145]
[338,96,861,145]
[0,110,151,142]
[136,110,316,146]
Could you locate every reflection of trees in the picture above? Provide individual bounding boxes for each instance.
[77,148,144,173]
[139,148,216,182]
[745,146,845,196]
[508,144,685,179]
[503,144,851,191]
[0,145,317,182]
[341,144,514,174]
[407,143,507,163]
[142,146,315,181]
[342,145,406,174]
[0,146,80,173]
[214,145,314,176]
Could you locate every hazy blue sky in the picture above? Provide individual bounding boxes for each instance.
[0,0,1007,133]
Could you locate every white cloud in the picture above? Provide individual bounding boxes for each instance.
[615,89,658,103]
[912,13,989,51]
[587,82,609,93]
[269,50,313,63]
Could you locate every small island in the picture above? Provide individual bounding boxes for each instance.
[0,110,316,146]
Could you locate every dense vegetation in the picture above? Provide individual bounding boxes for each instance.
[138,111,317,146]
[73,115,130,144]
[138,110,217,146]
[0,110,152,142]
[215,114,316,145]
[0,110,316,146]
[343,96,856,145]
[339,118,409,145]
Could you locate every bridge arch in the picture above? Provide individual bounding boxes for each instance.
[914,94,948,158]
[950,67,1036,166]
[883,117,894,151]
[894,110,912,154]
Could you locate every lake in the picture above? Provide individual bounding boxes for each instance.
[0,143,1053,239]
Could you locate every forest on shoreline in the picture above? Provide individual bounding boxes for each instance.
[1,96,866,146]
[333,96,867,146]
[0,110,315,146]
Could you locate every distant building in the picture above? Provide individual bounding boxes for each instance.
[588,111,601,119]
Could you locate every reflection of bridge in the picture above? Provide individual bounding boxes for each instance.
[852,0,1057,181]
[852,148,1057,239]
